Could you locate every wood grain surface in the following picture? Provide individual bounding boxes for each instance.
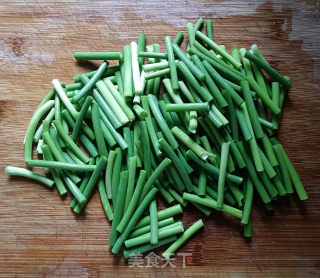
[0,0,320,277]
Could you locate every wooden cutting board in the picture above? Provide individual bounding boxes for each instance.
[0,1,319,277]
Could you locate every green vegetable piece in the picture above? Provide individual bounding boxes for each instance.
[149,199,159,245]
[247,76,281,115]
[124,156,137,211]
[134,204,183,230]
[236,142,271,204]
[41,145,67,195]
[73,156,108,213]
[196,31,241,69]
[109,171,129,246]
[129,217,175,239]
[242,178,254,225]
[148,94,179,150]
[112,188,159,254]
[244,51,291,89]
[244,218,252,238]
[91,102,108,157]
[206,19,213,40]
[138,52,167,59]
[176,61,213,102]
[124,236,177,259]
[70,158,95,208]
[241,80,264,139]
[25,100,55,162]
[217,142,230,209]
[173,31,184,45]
[185,149,243,185]
[72,96,93,141]
[98,179,114,221]
[117,170,148,233]
[5,166,54,188]
[171,126,213,161]
[74,52,122,60]
[172,43,205,81]
[137,33,146,67]
[203,60,243,106]
[164,36,179,91]
[123,45,133,99]
[139,158,172,202]
[72,62,109,102]
[140,121,152,175]
[96,80,129,125]
[198,170,207,196]
[162,219,204,259]
[273,144,293,194]
[165,103,209,112]
[183,193,242,218]
[53,120,90,163]
[126,222,184,249]
[26,160,95,172]
[277,144,308,200]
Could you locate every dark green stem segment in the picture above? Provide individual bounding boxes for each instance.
[241,80,264,139]
[164,36,179,91]
[165,103,209,112]
[173,31,184,45]
[217,142,230,209]
[244,51,291,89]
[125,222,184,248]
[26,160,96,172]
[73,66,119,82]
[112,188,159,254]
[158,138,194,192]
[62,174,87,205]
[98,179,114,221]
[149,199,159,245]
[73,61,108,102]
[276,144,308,200]
[206,19,213,40]
[241,178,254,225]
[109,171,129,246]
[72,96,93,141]
[185,149,243,185]
[70,158,95,209]
[196,31,241,69]
[134,204,183,230]
[236,142,271,204]
[247,76,281,115]
[273,144,293,194]
[91,102,108,157]
[162,219,204,259]
[198,170,207,196]
[137,33,146,67]
[203,60,243,106]
[41,145,67,195]
[117,170,147,233]
[53,120,90,163]
[148,94,179,150]
[176,61,213,102]
[74,52,123,60]
[183,193,242,219]
[138,52,167,59]
[139,158,172,202]
[124,235,177,259]
[172,43,205,81]
[73,156,108,213]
